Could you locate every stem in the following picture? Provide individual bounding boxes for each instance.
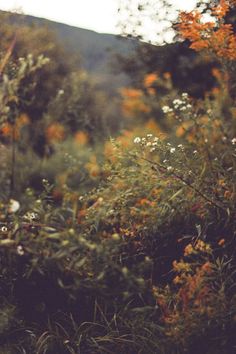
[10,124,16,198]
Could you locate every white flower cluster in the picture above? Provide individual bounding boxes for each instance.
[162,92,192,114]
[133,134,160,152]
[23,212,39,222]
[162,105,173,114]
[232,138,236,145]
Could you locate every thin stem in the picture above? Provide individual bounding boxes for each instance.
[10,124,16,198]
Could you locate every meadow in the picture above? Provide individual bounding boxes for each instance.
[0,1,236,353]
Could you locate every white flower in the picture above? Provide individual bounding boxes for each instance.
[167,166,173,171]
[17,245,24,256]
[232,138,236,145]
[162,105,173,113]
[8,199,20,213]
[193,150,198,154]
[173,99,182,106]
[23,212,38,222]
[170,148,176,153]
[153,137,159,142]
[134,137,141,144]
[146,142,152,146]
[147,134,153,138]
[182,93,188,98]
[1,226,8,233]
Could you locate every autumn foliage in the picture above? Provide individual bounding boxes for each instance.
[0,2,236,353]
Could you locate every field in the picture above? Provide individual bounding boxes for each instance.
[0,1,236,353]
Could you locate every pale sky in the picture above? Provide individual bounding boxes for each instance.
[0,0,196,35]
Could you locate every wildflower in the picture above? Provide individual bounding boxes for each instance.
[17,245,24,256]
[218,238,225,246]
[134,136,141,144]
[184,243,194,256]
[173,275,182,284]
[182,92,188,98]
[195,240,212,253]
[46,122,65,142]
[23,212,38,222]
[146,142,152,146]
[173,99,182,105]
[167,166,173,171]
[201,261,212,273]
[147,134,153,138]
[8,199,20,213]
[232,138,236,145]
[1,226,8,233]
[170,148,176,153]
[193,150,198,154]
[162,105,173,113]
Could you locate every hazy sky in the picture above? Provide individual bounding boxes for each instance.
[0,0,196,34]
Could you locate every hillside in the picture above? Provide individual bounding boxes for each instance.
[3,11,138,88]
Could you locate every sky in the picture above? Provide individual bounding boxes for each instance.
[0,0,197,35]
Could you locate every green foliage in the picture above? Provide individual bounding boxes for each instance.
[0,3,236,353]
[45,71,110,139]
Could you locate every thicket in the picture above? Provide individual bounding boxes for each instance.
[0,1,236,353]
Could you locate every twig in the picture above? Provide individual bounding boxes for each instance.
[0,33,17,75]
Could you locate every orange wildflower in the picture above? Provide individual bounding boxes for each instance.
[218,238,225,246]
[46,123,65,142]
[177,5,236,60]
[212,0,230,19]
[74,131,88,145]
[143,73,158,88]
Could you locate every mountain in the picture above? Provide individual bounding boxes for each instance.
[3,11,138,89]
[1,11,216,97]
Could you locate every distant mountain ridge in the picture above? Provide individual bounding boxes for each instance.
[3,11,137,88]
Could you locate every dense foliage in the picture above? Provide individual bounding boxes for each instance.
[0,1,236,353]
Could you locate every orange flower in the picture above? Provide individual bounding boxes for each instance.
[212,0,230,19]
[201,262,212,274]
[0,123,20,140]
[120,88,143,99]
[46,123,65,142]
[177,6,236,60]
[74,131,88,145]
[218,238,225,246]
[143,73,158,88]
